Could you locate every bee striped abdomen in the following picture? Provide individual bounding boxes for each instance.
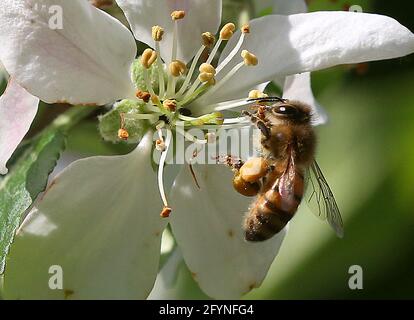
[244,169,304,242]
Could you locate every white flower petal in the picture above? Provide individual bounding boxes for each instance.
[169,164,287,299]
[0,0,137,105]
[210,11,414,103]
[272,1,325,125]
[3,133,167,299]
[283,72,328,126]
[0,79,39,175]
[116,0,222,63]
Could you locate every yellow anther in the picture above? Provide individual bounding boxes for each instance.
[202,32,215,47]
[220,23,236,40]
[248,90,268,99]
[198,63,216,83]
[241,24,250,34]
[136,90,151,102]
[241,50,258,66]
[141,49,158,69]
[118,128,129,141]
[198,72,215,83]
[163,99,177,112]
[151,94,161,105]
[169,60,187,77]
[171,10,185,20]
[207,78,216,86]
[152,25,164,41]
[199,63,216,75]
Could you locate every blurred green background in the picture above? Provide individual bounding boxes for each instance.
[2,0,413,300]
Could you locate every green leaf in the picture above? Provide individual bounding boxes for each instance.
[0,107,95,274]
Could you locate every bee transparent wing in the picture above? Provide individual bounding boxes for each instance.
[304,160,344,238]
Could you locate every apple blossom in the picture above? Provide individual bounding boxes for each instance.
[0,0,413,300]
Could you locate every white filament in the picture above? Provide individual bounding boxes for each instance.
[158,129,172,207]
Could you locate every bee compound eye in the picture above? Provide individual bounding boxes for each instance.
[273,105,298,116]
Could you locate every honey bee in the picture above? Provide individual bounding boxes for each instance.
[226,97,344,242]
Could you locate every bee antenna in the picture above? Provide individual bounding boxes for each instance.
[247,97,288,103]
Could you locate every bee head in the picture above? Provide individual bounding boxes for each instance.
[268,100,312,124]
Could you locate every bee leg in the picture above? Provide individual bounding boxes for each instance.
[215,155,261,197]
[242,111,271,140]
[215,155,244,170]
[242,110,257,122]
[234,157,271,197]
[257,121,271,140]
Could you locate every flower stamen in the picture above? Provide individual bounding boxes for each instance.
[157,129,173,216]
[136,90,151,102]
[198,63,216,83]
[167,11,185,97]
[206,26,230,65]
[163,99,177,112]
[141,49,158,96]
[241,50,258,66]
[200,98,252,113]
[152,25,166,98]
[171,10,186,20]
[216,24,250,74]
[220,23,236,41]
[160,206,172,218]
[117,113,129,141]
[200,61,244,101]
[176,42,206,98]
[248,90,268,99]
[141,48,158,69]
[202,32,215,47]
[169,60,187,77]
[152,25,164,42]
